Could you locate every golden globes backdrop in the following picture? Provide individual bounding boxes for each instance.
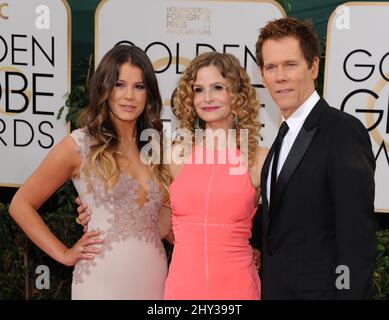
[0,0,71,187]
[1,0,387,215]
[324,2,389,213]
[95,0,285,142]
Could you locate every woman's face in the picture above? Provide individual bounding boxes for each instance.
[107,62,147,125]
[192,65,234,128]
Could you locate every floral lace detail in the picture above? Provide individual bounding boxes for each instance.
[72,175,164,284]
[71,128,92,161]
[71,129,93,181]
[71,129,165,285]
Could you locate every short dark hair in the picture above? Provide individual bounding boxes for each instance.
[256,17,320,69]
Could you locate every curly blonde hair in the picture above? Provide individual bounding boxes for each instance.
[173,51,261,167]
[79,45,171,199]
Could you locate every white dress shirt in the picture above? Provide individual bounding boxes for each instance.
[266,91,320,204]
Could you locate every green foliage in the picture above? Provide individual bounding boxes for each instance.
[58,55,94,130]
[373,229,389,300]
[277,0,292,14]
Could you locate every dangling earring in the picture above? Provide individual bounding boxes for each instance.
[195,117,200,128]
[233,114,240,126]
[195,117,205,128]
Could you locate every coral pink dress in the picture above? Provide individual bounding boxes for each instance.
[164,146,261,300]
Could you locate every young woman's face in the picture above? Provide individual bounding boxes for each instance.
[107,63,147,124]
[192,65,234,128]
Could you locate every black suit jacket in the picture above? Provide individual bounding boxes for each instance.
[253,98,376,299]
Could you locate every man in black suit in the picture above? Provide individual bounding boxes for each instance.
[253,17,376,299]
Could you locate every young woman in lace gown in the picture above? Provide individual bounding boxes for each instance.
[9,45,171,299]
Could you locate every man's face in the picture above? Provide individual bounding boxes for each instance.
[261,36,319,119]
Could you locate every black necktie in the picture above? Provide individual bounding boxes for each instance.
[269,121,289,212]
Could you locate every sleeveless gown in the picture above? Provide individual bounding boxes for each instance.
[70,129,167,299]
[164,146,261,299]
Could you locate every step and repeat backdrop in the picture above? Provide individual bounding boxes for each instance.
[0,0,70,186]
[324,2,389,213]
[1,0,388,213]
[95,0,284,142]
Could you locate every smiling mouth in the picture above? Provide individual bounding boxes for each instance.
[202,106,220,112]
[121,105,136,112]
[276,89,293,94]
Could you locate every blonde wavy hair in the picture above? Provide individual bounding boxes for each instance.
[79,45,171,198]
[173,51,261,167]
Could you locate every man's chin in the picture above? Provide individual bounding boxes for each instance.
[278,105,294,112]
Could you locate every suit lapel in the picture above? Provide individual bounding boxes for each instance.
[266,98,329,240]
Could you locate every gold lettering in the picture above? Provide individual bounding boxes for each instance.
[0,3,9,20]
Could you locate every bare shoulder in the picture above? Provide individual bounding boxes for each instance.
[166,162,183,181]
[36,136,82,180]
[164,140,186,180]
[13,135,82,209]
[255,147,269,169]
[51,136,81,166]
[249,146,269,190]
[254,146,269,171]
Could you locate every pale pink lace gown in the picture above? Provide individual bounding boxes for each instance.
[70,129,167,300]
[164,146,261,300]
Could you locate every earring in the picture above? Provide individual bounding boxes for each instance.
[195,117,205,128]
[234,114,239,126]
[195,117,200,128]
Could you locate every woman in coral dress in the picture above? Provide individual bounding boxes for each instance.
[164,52,268,299]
